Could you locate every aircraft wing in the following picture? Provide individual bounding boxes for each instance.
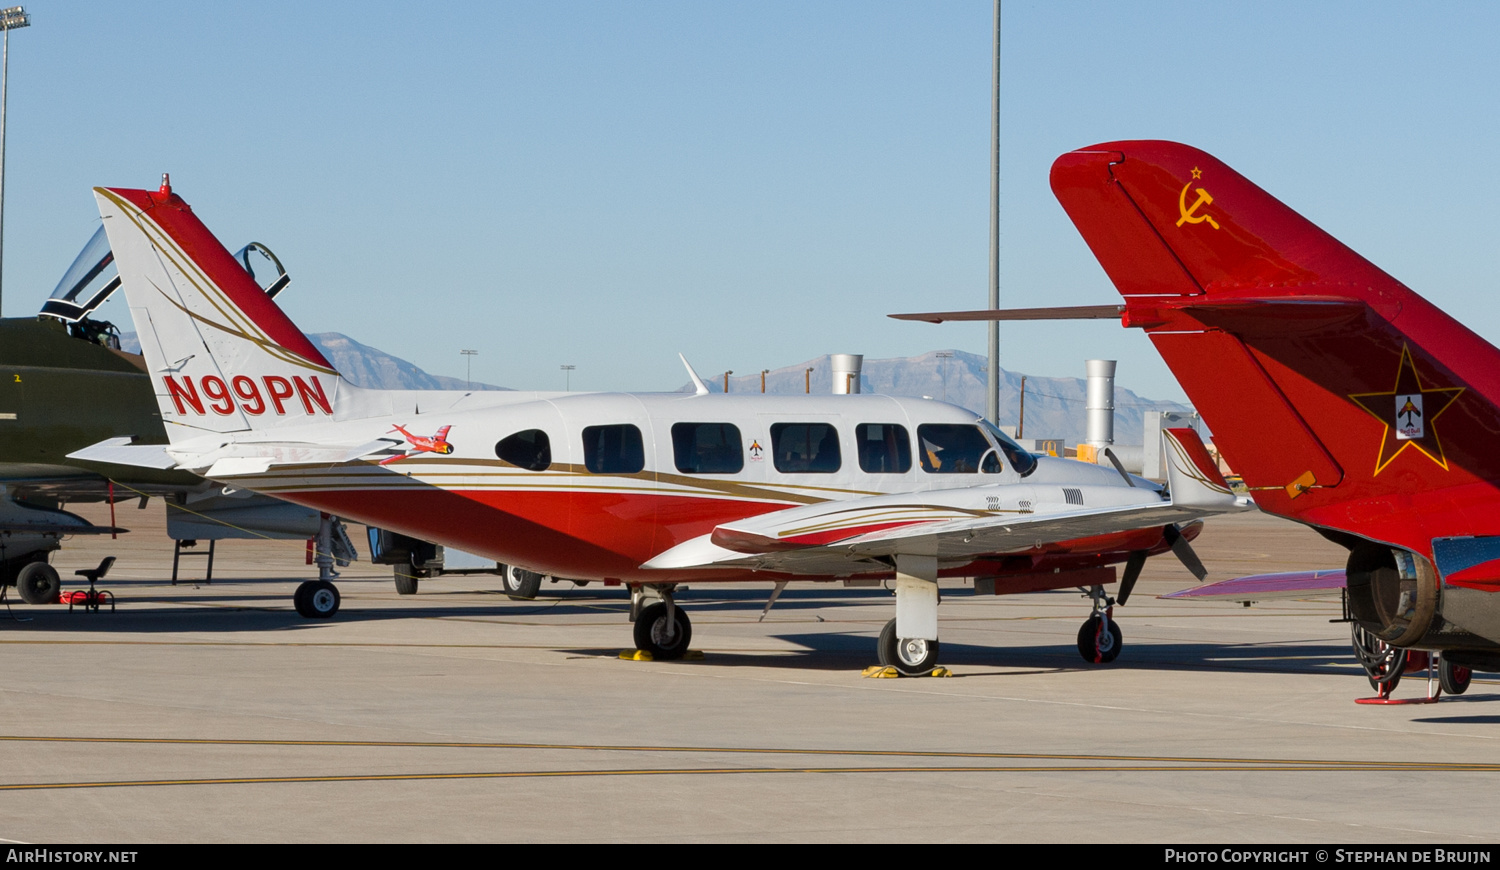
[645,427,1247,575]
[640,489,1229,575]
[1160,569,1346,602]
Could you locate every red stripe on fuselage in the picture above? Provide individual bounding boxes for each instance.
[264,484,1176,585]
[286,487,788,580]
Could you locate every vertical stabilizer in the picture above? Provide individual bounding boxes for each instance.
[96,181,344,437]
[1051,141,1500,555]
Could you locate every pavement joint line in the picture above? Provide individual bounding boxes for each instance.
[4,760,1500,793]
[0,736,1486,770]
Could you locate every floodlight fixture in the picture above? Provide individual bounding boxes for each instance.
[460,349,478,388]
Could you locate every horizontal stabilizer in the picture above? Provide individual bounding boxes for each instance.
[166,436,403,476]
[888,304,1124,324]
[66,438,178,470]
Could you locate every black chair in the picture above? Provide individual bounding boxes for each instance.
[68,557,116,613]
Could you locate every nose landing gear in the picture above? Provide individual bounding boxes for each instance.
[1076,585,1123,664]
[627,585,694,660]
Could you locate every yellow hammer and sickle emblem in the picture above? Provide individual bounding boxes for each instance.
[1177,182,1220,229]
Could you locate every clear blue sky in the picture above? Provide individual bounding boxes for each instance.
[5,1,1498,403]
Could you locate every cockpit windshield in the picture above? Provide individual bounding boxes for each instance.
[235,242,290,298]
[41,225,117,323]
[979,418,1039,477]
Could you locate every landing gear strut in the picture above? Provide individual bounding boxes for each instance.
[630,585,692,659]
[874,554,943,676]
[1077,585,1123,664]
[295,514,345,619]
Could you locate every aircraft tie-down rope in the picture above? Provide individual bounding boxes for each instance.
[103,477,343,566]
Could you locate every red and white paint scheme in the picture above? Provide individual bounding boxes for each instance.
[87,178,1244,672]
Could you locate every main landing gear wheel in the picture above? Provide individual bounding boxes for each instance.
[503,565,543,601]
[1077,614,1123,664]
[17,562,61,605]
[1440,657,1473,695]
[877,618,940,676]
[1352,624,1405,692]
[393,565,421,596]
[294,580,341,619]
[633,602,692,660]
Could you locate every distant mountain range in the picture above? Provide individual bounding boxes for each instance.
[119,334,1185,446]
[304,333,510,392]
[119,331,510,392]
[697,350,1190,446]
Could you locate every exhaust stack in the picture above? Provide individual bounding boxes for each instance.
[831,354,863,394]
[1085,359,1116,447]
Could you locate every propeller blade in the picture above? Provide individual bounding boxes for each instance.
[1117,550,1149,605]
[1102,447,1136,487]
[1164,523,1208,581]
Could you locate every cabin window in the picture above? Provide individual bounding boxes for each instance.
[495,429,552,471]
[671,422,744,474]
[856,423,911,473]
[583,424,645,474]
[771,423,841,473]
[917,424,1001,474]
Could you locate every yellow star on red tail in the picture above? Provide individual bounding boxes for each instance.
[1349,344,1464,475]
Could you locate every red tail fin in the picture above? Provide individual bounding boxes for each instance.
[1051,141,1500,554]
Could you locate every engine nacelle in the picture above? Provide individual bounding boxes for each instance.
[1345,543,1500,658]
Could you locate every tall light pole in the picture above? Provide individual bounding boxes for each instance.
[0,5,30,318]
[460,349,477,389]
[560,364,575,390]
[986,0,1001,425]
[936,351,954,403]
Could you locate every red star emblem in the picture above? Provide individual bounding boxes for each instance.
[1348,344,1464,475]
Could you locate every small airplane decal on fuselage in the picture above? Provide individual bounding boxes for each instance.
[379,424,454,465]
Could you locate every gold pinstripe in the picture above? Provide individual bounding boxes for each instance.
[96,187,337,376]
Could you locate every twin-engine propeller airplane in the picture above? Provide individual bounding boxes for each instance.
[85,177,1245,673]
[897,139,1500,677]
